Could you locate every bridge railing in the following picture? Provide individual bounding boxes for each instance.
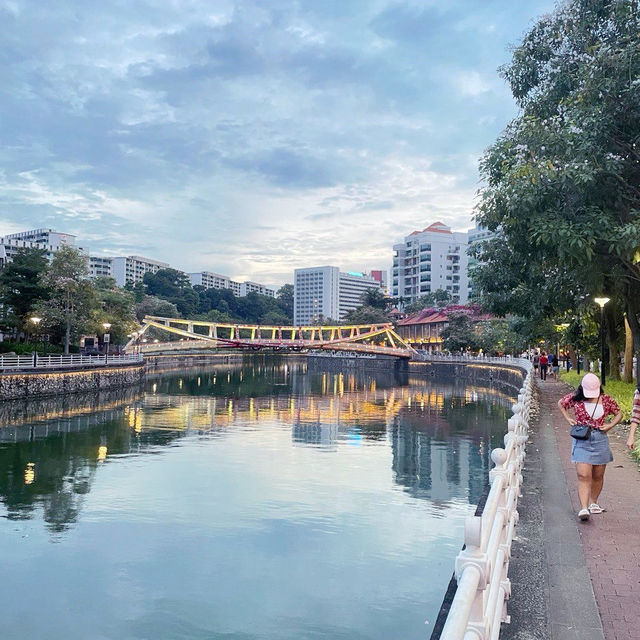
[413,353,530,366]
[439,362,534,640]
[0,353,143,371]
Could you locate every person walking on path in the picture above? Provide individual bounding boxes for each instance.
[557,372,622,521]
[533,351,540,377]
[539,350,549,381]
[626,386,640,450]
[549,352,560,380]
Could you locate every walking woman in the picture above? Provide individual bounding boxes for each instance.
[626,386,640,451]
[557,373,622,521]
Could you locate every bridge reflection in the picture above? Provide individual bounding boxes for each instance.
[0,360,516,534]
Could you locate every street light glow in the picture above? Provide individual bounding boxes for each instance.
[594,297,610,308]
[103,322,112,330]
[30,317,42,324]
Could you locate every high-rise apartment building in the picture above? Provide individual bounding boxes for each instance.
[189,271,241,295]
[0,228,78,267]
[111,256,171,287]
[294,266,381,325]
[391,222,469,304]
[239,281,276,298]
[89,256,114,278]
[188,272,275,298]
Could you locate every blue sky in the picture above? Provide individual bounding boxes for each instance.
[0,0,554,287]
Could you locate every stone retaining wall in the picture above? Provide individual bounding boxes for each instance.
[0,364,145,400]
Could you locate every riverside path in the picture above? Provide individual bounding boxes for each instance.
[502,379,640,640]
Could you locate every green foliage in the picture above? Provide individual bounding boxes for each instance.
[360,288,388,310]
[91,277,138,344]
[475,0,640,352]
[0,340,63,355]
[0,248,50,332]
[440,312,479,352]
[342,306,390,324]
[404,289,452,314]
[36,246,93,354]
[135,296,180,322]
[276,284,294,318]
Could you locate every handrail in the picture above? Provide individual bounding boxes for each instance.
[0,353,144,371]
[439,362,534,639]
[414,354,530,367]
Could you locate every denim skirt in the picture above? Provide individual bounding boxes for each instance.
[571,428,613,465]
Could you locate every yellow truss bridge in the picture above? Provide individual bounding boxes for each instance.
[125,316,417,359]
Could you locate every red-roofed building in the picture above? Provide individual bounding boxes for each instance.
[392,221,470,305]
[396,305,489,351]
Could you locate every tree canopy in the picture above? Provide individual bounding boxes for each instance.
[474,0,640,362]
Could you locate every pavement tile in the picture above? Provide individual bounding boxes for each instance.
[541,380,640,640]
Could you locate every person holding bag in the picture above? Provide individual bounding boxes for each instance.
[557,373,622,521]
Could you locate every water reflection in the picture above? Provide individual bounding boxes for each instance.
[0,360,514,534]
[0,358,520,640]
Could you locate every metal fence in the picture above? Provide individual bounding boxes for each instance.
[0,353,144,371]
[439,362,534,639]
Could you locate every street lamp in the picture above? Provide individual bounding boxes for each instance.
[594,297,611,386]
[30,316,42,367]
[103,322,111,364]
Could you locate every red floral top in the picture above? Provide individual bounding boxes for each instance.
[559,393,621,429]
[632,390,640,425]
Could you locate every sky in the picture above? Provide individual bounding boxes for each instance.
[0,0,555,287]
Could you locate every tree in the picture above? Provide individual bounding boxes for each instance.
[91,277,137,345]
[135,296,179,322]
[0,248,50,334]
[360,288,388,310]
[475,0,640,374]
[36,246,93,353]
[342,306,389,325]
[404,289,452,314]
[143,268,192,299]
[440,312,479,352]
[276,284,294,321]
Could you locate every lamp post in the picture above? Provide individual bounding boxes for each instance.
[103,322,111,364]
[594,297,610,386]
[30,316,42,367]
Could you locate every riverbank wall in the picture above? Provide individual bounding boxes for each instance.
[410,359,527,390]
[0,363,145,400]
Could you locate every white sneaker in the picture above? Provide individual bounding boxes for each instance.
[578,508,590,521]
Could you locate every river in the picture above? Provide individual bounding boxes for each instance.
[0,356,517,640]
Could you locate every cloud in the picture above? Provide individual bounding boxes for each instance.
[0,0,556,286]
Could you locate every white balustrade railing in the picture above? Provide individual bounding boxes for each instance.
[0,353,143,371]
[414,353,528,366]
[440,362,534,640]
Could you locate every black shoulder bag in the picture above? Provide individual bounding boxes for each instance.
[570,395,600,440]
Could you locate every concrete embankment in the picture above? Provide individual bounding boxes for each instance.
[0,363,145,400]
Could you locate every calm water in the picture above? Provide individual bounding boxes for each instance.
[0,357,516,640]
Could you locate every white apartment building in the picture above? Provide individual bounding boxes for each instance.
[111,256,171,287]
[294,266,381,325]
[89,256,113,278]
[0,228,78,267]
[391,222,469,304]
[189,271,239,293]
[189,272,275,298]
[240,281,276,298]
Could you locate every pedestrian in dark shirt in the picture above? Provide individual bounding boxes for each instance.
[539,351,548,380]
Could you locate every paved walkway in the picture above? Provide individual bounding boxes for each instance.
[545,379,640,640]
[504,379,640,640]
